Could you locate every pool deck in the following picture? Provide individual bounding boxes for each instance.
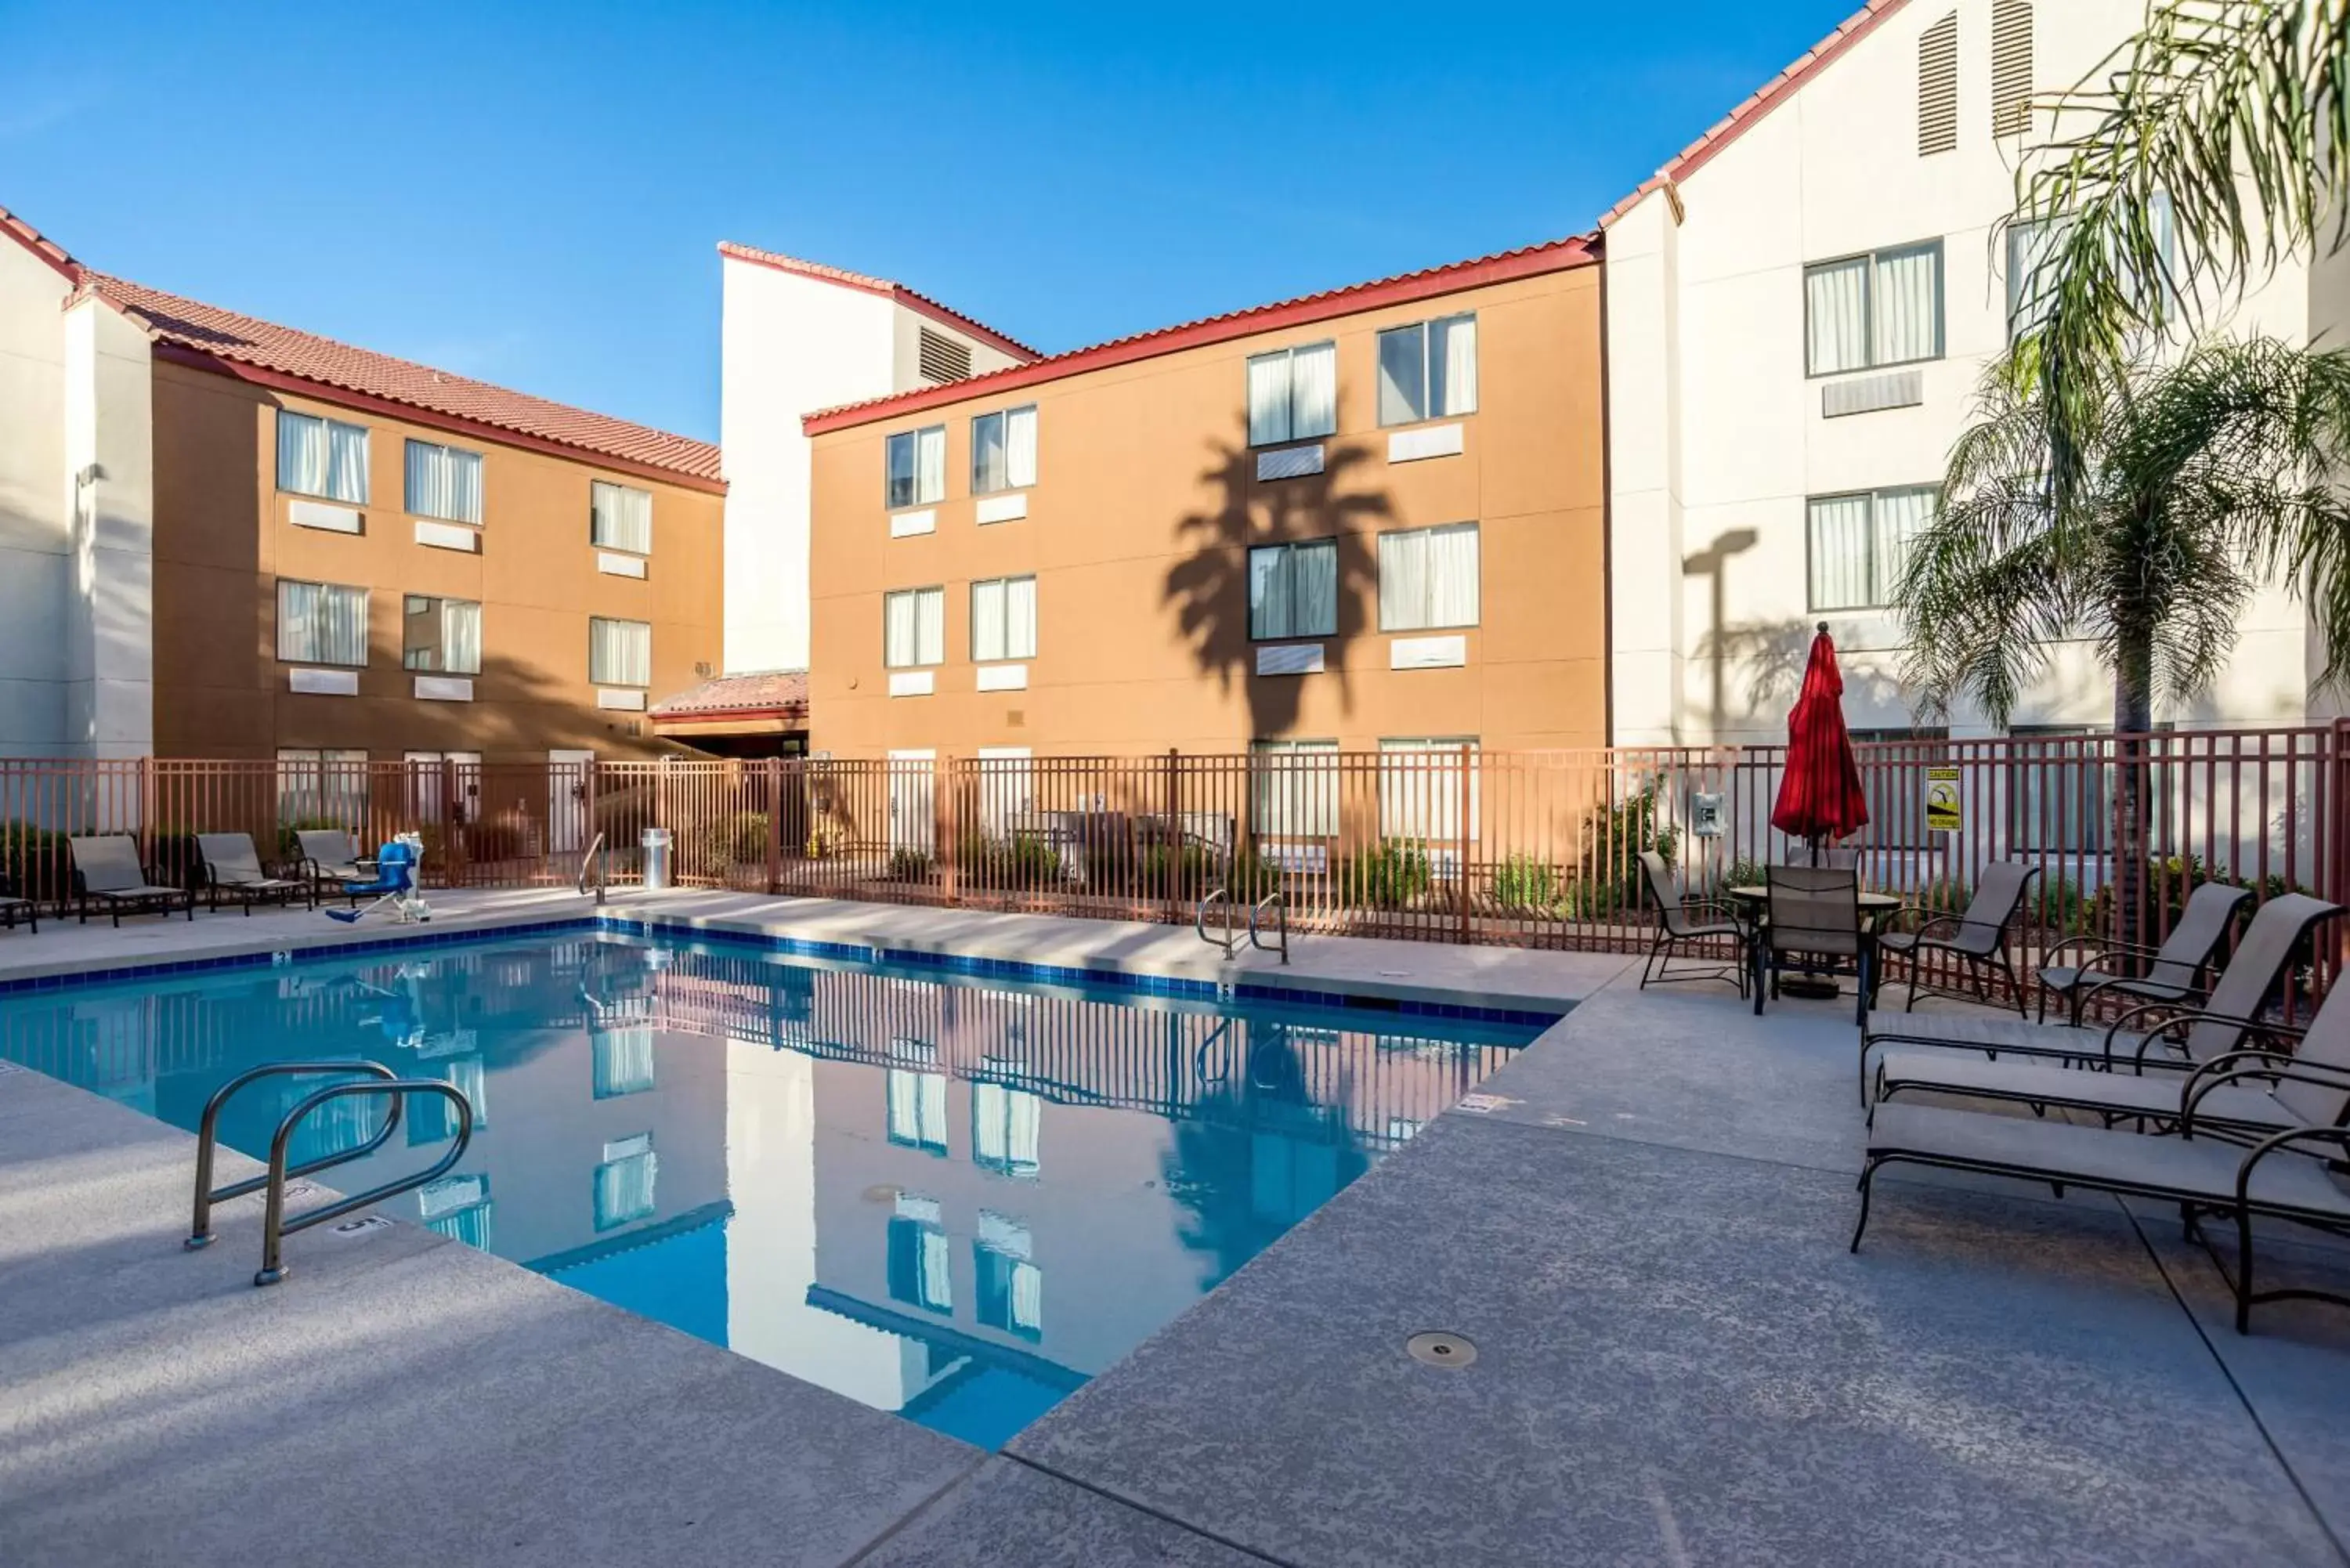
[5,890,2350,1564]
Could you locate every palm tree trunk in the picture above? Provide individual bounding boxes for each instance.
[2111,634,2157,963]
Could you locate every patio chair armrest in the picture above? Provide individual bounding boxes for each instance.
[2235,1124,2350,1203]
[2074,970,2205,1010]
[2038,935,2135,970]
[1681,895,1741,920]
[2182,1046,2335,1107]
[1883,908,1962,938]
[2105,1003,2281,1068]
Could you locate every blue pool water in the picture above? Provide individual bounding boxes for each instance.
[0,927,1546,1448]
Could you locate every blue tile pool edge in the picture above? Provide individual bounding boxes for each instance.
[0,912,1567,1029]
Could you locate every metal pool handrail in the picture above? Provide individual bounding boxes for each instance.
[577,829,607,902]
[1195,887,1236,956]
[1249,891,1289,965]
[254,1080,474,1287]
[187,1060,403,1249]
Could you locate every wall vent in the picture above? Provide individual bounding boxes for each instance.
[1990,0,2034,137]
[1822,370,1925,417]
[1256,444,1326,482]
[918,328,972,385]
[1918,13,1958,156]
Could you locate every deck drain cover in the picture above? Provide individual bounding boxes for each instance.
[1406,1331,1477,1369]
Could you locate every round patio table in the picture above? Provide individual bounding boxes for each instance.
[1724,885,1905,1002]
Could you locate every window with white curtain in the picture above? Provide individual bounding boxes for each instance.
[972,1082,1042,1177]
[1377,522,1480,631]
[887,1194,953,1313]
[975,1210,1042,1339]
[277,580,370,665]
[885,425,948,508]
[276,410,370,503]
[590,480,652,553]
[1251,739,1339,837]
[1376,314,1477,426]
[1803,241,1944,375]
[403,439,483,524]
[971,406,1038,493]
[886,1071,950,1154]
[1249,539,1339,641]
[593,1133,658,1231]
[970,576,1036,663]
[402,595,482,674]
[589,616,651,686]
[2006,193,2174,341]
[1245,341,1337,447]
[275,746,369,825]
[1807,486,1937,610]
[1378,738,1480,844]
[591,1027,656,1097]
[884,587,946,667]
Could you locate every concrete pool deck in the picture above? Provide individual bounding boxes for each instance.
[3,890,2349,1563]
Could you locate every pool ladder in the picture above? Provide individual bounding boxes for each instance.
[1193,888,1289,964]
[185,1061,475,1287]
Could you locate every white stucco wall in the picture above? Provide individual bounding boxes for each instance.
[1606,0,2334,744]
[0,238,76,754]
[62,298,154,760]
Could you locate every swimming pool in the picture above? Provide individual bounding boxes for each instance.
[0,924,1548,1449]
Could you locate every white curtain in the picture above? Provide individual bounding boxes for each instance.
[1379,524,1477,630]
[1005,405,1038,488]
[279,580,368,665]
[1432,314,1477,417]
[1250,546,1295,639]
[1805,258,1869,374]
[591,481,651,552]
[887,1068,932,1143]
[885,591,918,667]
[1010,1259,1043,1332]
[1378,326,1425,425]
[1005,575,1036,659]
[406,440,483,524]
[972,412,1007,493]
[1872,244,1940,365]
[1379,739,1480,842]
[1247,352,1290,446]
[592,1028,656,1097]
[277,410,325,496]
[1871,486,1936,602]
[327,420,369,504]
[1252,740,1337,837]
[590,617,649,685]
[974,1082,1041,1172]
[1290,341,1336,438]
[1292,539,1336,635]
[971,579,1007,661]
[1379,532,1423,630]
[1807,494,1875,609]
[916,587,945,666]
[594,1145,657,1230]
[915,425,946,504]
[443,599,483,674]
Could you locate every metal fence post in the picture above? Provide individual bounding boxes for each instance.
[1164,747,1181,927]
[765,757,783,894]
[941,756,960,908]
[1455,742,1471,944]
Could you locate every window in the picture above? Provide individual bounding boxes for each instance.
[1377,522,1480,631]
[1379,738,1480,846]
[416,1172,492,1248]
[591,480,652,553]
[403,439,483,525]
[971,406,1038,493]
[591,1028,656,1097]
[277,580,370,666]
[1807,487,1936,611]
[885,425,948,509]
[887,1193,953,1313]
[2010,725,2108,855]
[970,576,1036,663]
[1849,728,1953,850]
[592,1133,658,1231]
[589,617,651,687]
[276,410,369,504]
[918,327,972,384]
[1246,341,1336,447]
[1249,540,1339,641]
[973,1082,1041,1177]
[1251,739,1339,838]
[2005,193,2173,341]
[1803,242,1944,375]
[884,587,946,668]
[1918,12,1958,156]
[402,595,482,674]
[1376,314,1477,426]
[275,747,368,824]
[974,1211,1042,1339]
[887,1069,949,1154]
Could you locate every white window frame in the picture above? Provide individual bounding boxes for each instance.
[588,616,652,688]
[1376,522,1480,633]
[275,409,371,504]
[1802,240,1945,377]
[590,480,653,554]
[969,576,1037,663]
[403,438,485,525]
[1250,739,1339,839]
[1376,313,1477,426]
[884,587,946,669]
[1246,341,1337,449]
[402,594,483,675]
[276,580,371,667]
[1806,486,1939,612]
[885,425,948,509]
[971,405,1038,494]
[1249,539,1339,641]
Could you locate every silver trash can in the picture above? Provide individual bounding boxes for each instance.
[641,827,673,891]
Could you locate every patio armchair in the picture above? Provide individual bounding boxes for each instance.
[0,870,36,934]
[1863,891,2341,1109]
[1636,850,1746,996]
[196,833,316,916]
[294,829,371,905]
[2032,880,2249,1024]
[1875,860,2039,1015]
[1753,865,1874,1027]
[67,835,193,926]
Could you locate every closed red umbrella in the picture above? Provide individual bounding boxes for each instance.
[1772,622,1869,850]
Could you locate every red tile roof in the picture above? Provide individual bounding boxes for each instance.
[1599,0,1913,227]
[801,232,1600,435]
[0,202,79,282]
[718,241,1041,363]
[650,670,809,721]
[71,272,724,490]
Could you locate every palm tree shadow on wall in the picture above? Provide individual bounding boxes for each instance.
[1161,423,1392,740]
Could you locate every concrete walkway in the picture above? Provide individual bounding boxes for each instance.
[4,891,2349,1564]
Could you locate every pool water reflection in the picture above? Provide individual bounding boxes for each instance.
[0,930,1546,1448]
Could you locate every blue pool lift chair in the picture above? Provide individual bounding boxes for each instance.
[324,833,431,924]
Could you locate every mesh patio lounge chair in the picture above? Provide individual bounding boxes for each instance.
[2034,880,2250,1024]
[1856,974,2350,1333]
[1860,892,2341,1107]
[68,836,193,926]
[1875,860,2039,1016]
[295,829,370,906]
[197,833,315,916]
[1636,850,1746,996]
[1753,865,1874,1027]
[0,872,35,934]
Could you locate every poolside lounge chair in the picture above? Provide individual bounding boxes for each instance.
[2034,880,2250,1024]
[294,829,369,904]
[1636,850,1746,996]
[1860,891,2341,1107]
[1753,866,1874,1027]
[0,872,37,934]
[68,835,193,926]
[196,833,314,916]
[1875,861,2039,1015]
[1855,977,2350,1332]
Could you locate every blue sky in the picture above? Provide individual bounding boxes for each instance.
[0,1,1859,443]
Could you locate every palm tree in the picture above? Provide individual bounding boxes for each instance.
[1898,336,2350,944]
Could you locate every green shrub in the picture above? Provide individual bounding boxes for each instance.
[886,846,934,881]
[1139,842,1218,898]
[693,811,771,866]
[1491,853,1560,912]
[1226,847,1281,901]
[1341,840,1434,909]
[959,831,1063,889]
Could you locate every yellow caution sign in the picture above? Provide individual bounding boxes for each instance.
[1925,768,1962,833]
